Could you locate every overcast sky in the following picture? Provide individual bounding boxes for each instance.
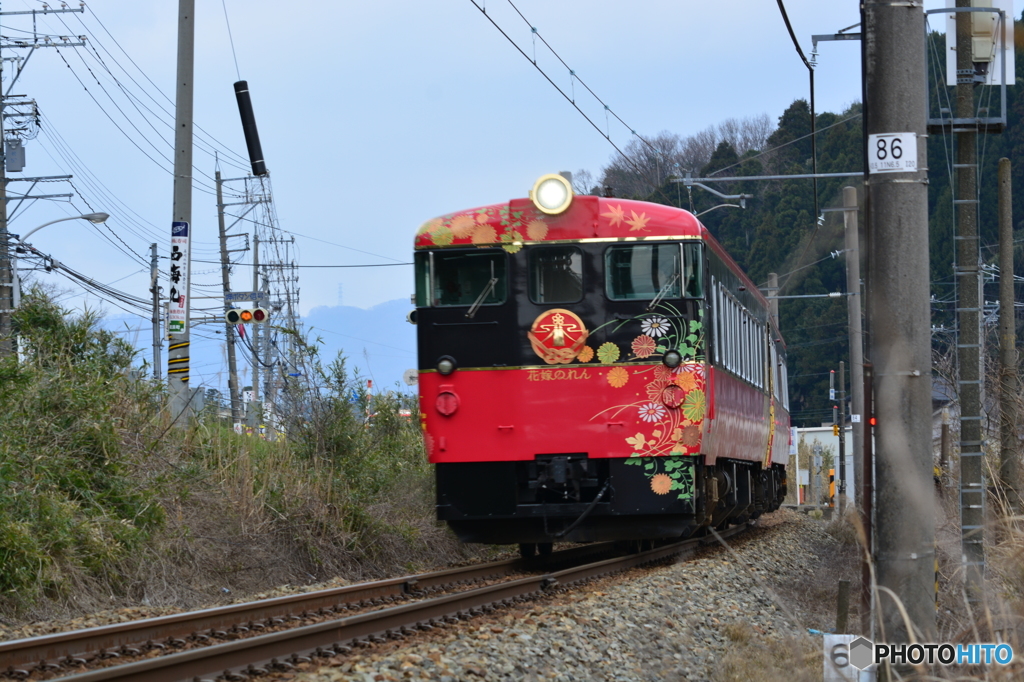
[3,0,960,384]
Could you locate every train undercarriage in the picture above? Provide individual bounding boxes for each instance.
[436,455,787,548]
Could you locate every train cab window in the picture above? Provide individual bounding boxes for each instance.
[414,250,507,307]
[529,246,583,303]
[605,243,703,300]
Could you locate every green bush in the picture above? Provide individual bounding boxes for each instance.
[0,289,164,600]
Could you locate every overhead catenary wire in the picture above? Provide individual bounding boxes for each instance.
[468,0,657,188]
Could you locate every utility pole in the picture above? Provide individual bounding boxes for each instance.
[839,360,846,518]
[842,187,865,518]
[167,0,195,425]
[0,3,84,355]
[863,0,936,648]
[955,0,985,602]
[150,243,162,379]
[216,170,242,425]
[766,272,779,330]
[998,157,1018,511]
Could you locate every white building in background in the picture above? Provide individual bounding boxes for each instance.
[792,425,855,507]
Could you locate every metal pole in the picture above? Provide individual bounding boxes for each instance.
[955,0,985,601]
[150,243,162,380]
[863,0,936,646]
[839,360,846,518]
[251,233,260,403]
[0,16,10,356]
[167,0,195,425]
[998,157,1018,511]
[843,187,865,517]
[862,363,875,637]
[217,171,242,426]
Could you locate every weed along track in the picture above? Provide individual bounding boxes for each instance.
[0,526,751,682]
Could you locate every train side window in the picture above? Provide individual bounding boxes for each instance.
[682,243,703,297]
[606,244,679,300]
[414,252,431,307]
[430,250,507,307]
[529,246,583,303]
[709,276,718,363]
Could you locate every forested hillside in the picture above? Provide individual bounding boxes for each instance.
[589,22,1024,426]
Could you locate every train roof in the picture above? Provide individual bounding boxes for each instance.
[414,195,702,249]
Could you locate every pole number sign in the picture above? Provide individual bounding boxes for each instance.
[867,133,917,174]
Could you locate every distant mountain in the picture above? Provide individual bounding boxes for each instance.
[302,298,417,392]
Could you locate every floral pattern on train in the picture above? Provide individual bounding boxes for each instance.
[587,304,705,500]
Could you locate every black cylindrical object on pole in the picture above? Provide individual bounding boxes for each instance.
[233,80,267,176]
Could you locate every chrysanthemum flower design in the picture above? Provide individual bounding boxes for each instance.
[641,316,670,338]
[449,215,476,238]
[650,473,672,495]
[679,424,701,446]
[576,345,594,363]
[471,223,496,244]
[607,366,629,388]
[682,389,706,422]
[674,371,698,392]
[638,402,667,423]
[526,219,548,241]
[430,226,454,246]
[631,334,657,358]
[417,218,442,236]
[597,342,620,364]
[653,364,678,382]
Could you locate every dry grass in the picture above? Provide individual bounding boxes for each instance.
[715,632,820,682]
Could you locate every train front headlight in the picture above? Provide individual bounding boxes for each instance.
[530,174,574,215]
[437,356,457,375]
[663,350,682,369]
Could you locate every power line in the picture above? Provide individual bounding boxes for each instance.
[468,0,655,187]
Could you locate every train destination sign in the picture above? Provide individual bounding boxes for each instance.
[867,132,917,174]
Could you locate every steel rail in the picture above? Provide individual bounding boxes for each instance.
[44,524,749,682]
[0,543,615,676]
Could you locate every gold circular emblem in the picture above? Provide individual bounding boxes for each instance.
[528,309,589,365]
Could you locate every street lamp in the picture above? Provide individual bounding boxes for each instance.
[20,212,109,242]
[12,212,110,308]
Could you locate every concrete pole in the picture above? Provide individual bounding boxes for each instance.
[998,157,1018,511]
[843,187,866,517]
[167,0,195,425]
[955,0,985,601]
[767,272,779,331]
[150,243,162,380]
[216,171,242,426]
[863,0,936,645]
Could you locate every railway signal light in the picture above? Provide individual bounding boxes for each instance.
[226,307,268,325]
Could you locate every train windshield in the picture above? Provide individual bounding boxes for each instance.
[414,250,507,307]
[529,246,583,303]
[605,242,703,300]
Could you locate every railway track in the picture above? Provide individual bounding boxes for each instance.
[0,524,748,682]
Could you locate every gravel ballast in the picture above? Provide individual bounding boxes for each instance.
[285,510,835,682]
